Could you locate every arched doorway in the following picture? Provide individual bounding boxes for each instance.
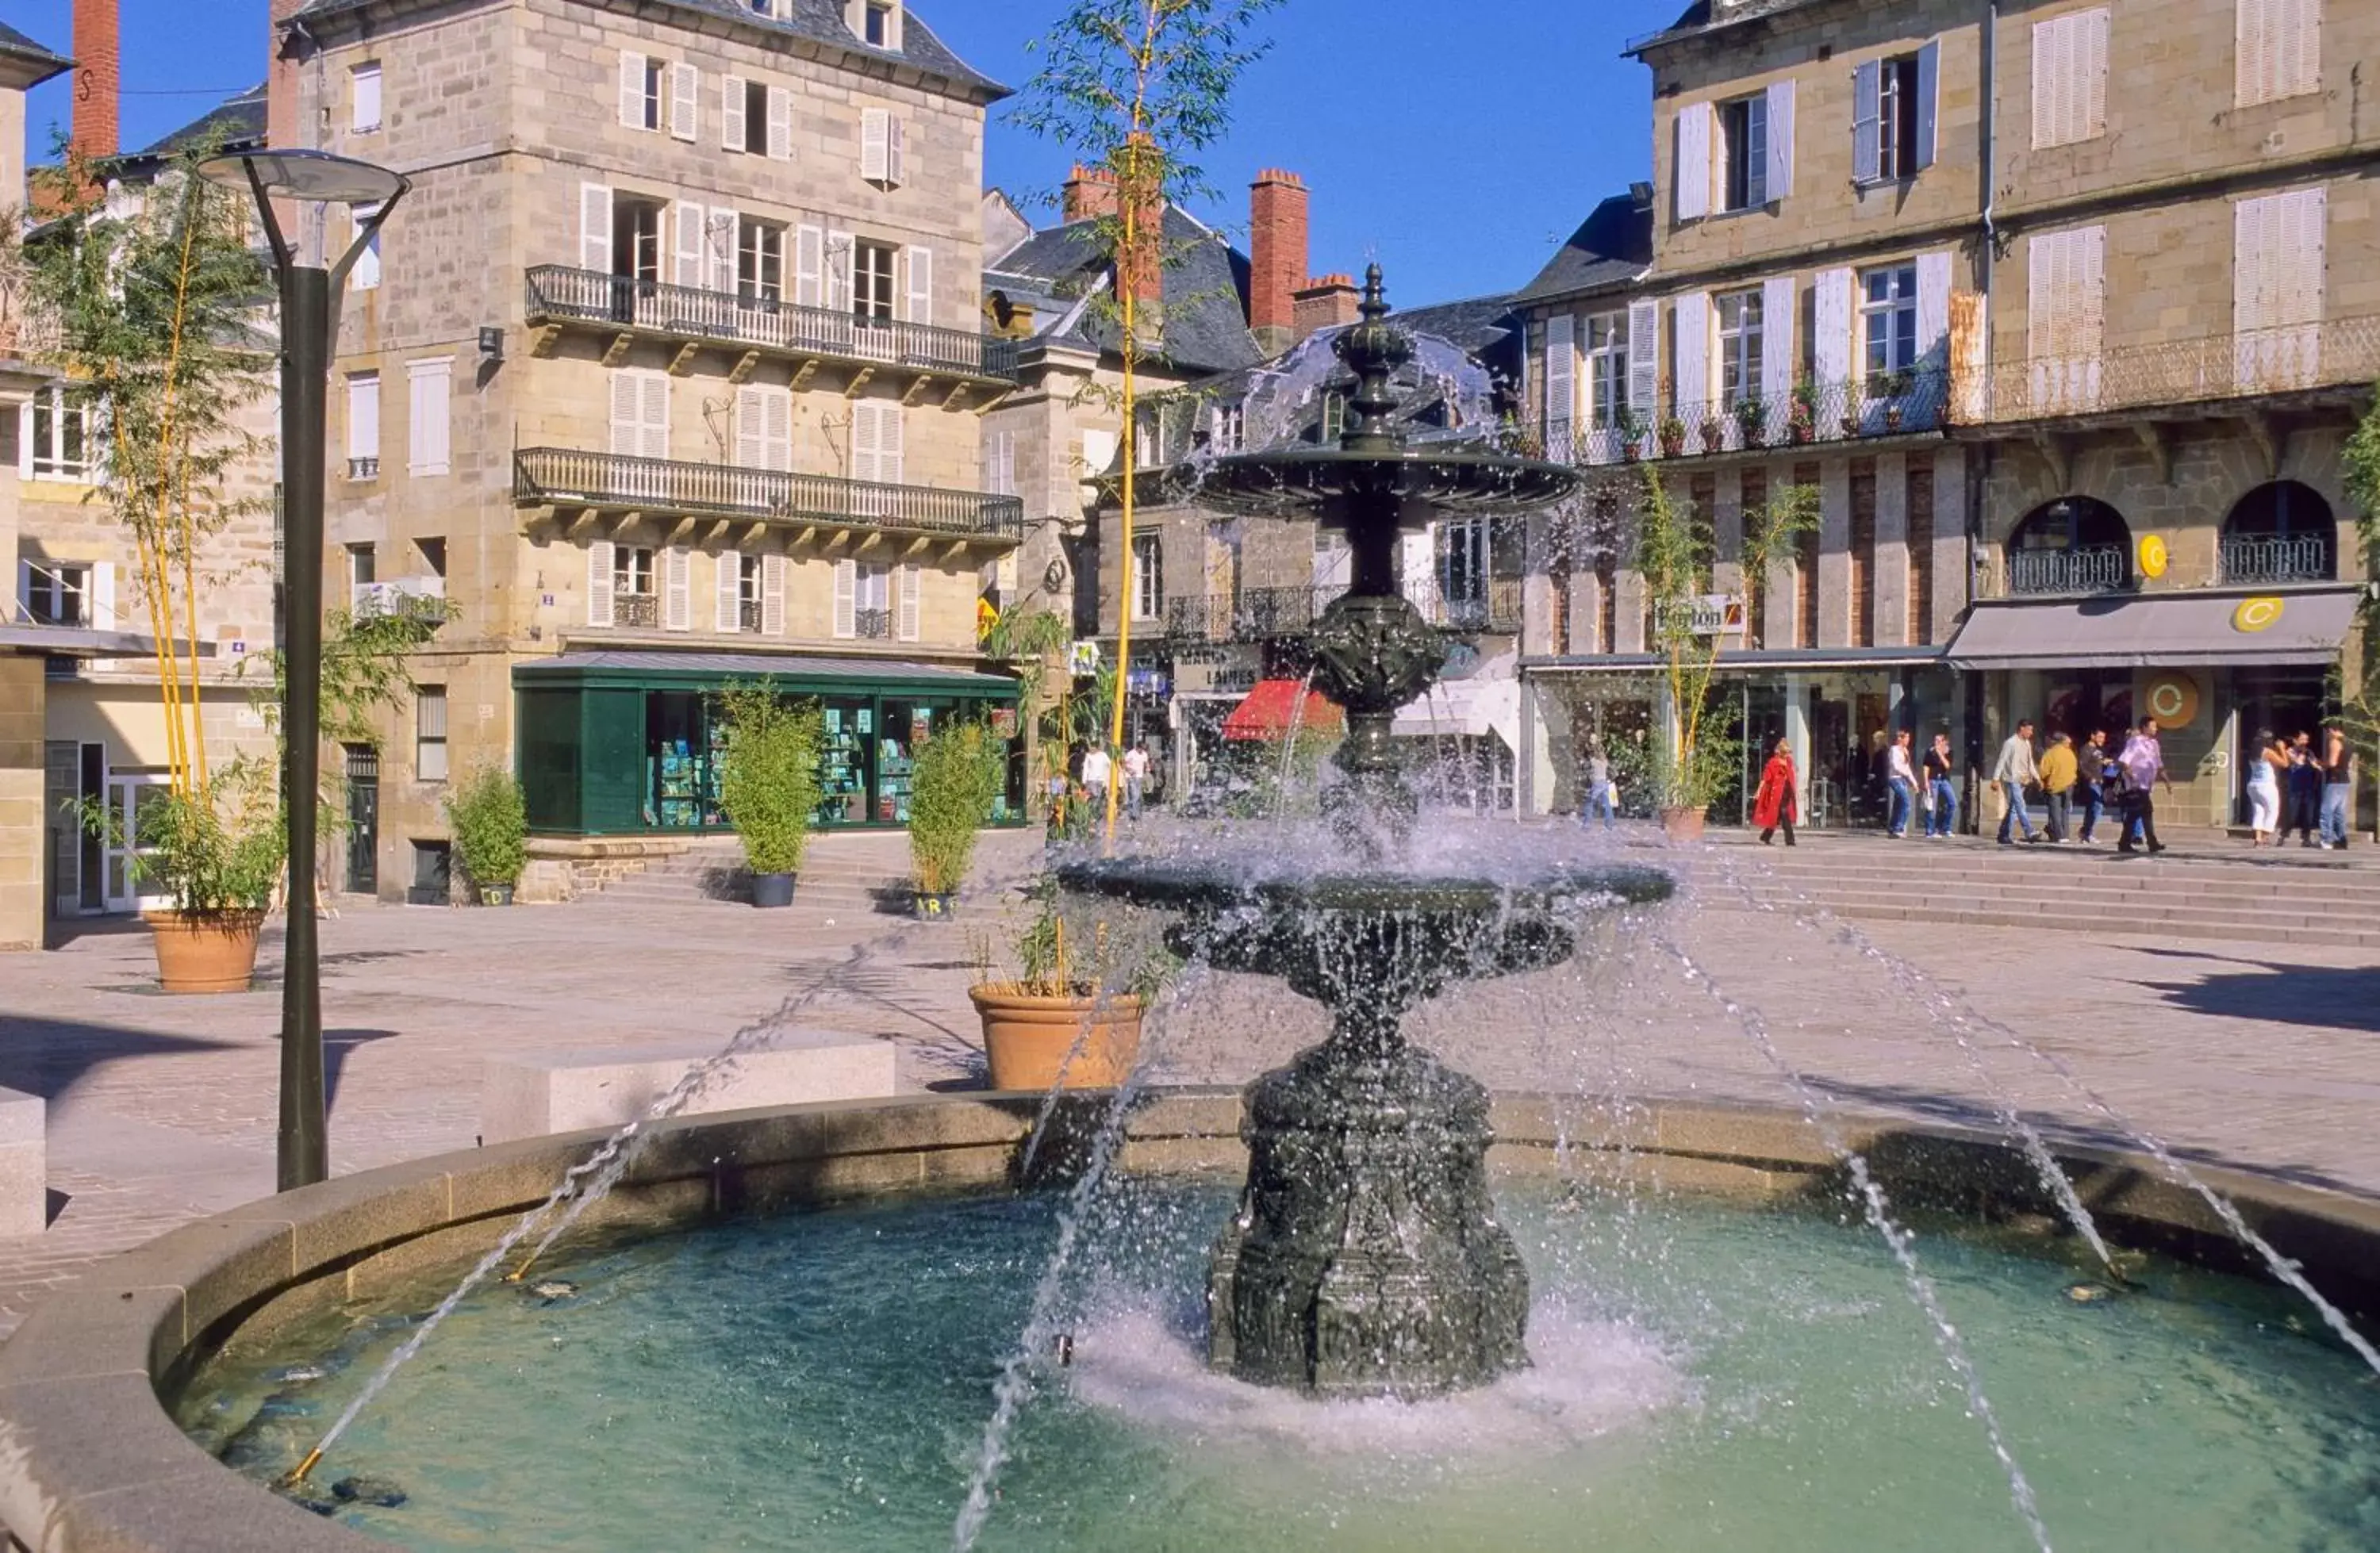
[2005,497,2131,596]
[2220,481,2335,584]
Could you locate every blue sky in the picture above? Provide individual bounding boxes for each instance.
[20,0,1681,304]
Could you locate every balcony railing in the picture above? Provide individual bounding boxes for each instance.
[1420,577,1525,634]
[352,576,447,623]
[738,599,762,632]
[1549,369,1952,469]
[2001,545,2130,597]
[1979,316,2380,424]
[854,608,894,641]
[616,592,661,628]
[2219,534,2336,585]
[524,266,1020,384]
[1164,585,1340,644]
[514,448,1024,543]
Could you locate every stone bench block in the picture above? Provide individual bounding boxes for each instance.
[0,1086,46,1237]
[480,1033,899,1145]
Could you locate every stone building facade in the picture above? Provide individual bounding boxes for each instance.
[283,0,1024,896]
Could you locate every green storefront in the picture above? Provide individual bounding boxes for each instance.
[515,651,1024,836]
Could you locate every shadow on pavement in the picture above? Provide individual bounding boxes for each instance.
[0,1014,248,1106]
[2118,947,2380,1035]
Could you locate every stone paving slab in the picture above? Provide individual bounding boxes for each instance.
[0,824,2373,1336]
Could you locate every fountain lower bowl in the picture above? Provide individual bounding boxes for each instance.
[7,1092,2378,1551]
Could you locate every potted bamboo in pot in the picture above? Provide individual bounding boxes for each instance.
[969,878,1171,1091]
[714,683,823,909]
[908,721,1006,918]
[82,761,284,994]
[444,765,527,905]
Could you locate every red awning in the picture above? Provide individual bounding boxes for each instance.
[1221,679,1345,742]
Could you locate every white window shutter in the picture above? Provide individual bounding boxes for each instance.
[1672,292,1711,421]
[992,431,1015,495]
[2282,0,2320,101]
[1626,299,1660,420]
[664,546,691,630]
[735,386,766,466]
[1852,60,1882,185]
[716,549,742,631]
[887,116,907,186]
[639,372,670,460]
[762,388,793,471]
[2236,0,2273,106]
[850,401,879,484]
[90,561,116,631]
[896,566,921,642]
[761,552,785,635]
[766,87,793,161]
[708,208,738,295]
[904,246,933,325]
[1916,250,1953,371]
[879,403,904,484]
[861,109,890,182]
[1814,267,1854,387]
[2085,9,2110,140]
[609,372,641,455]
[407,359,451,476]
[795,225,825,306]
[722,75,747,151]
[1766,81,1795,201]
[833,558,857,638]
[1674,103,1712,222]
[588,539,615,627]
[1760,275,1796,431]
[1915,40,1941,171]
[670,62,699,142]
[579,183,612,273]
[347,375,380,462]
[2031,17,2063,148]
[827,229,854,312]
[673,201,704,290]
[619,52,646,129]
[1543,314,1576,460]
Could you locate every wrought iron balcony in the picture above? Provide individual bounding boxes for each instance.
[738,598,762,632]
[524,266,1019,385]
[1978,315,2380,424]
[513,448,1024,545]
[2219,534,2336,585]
[351,576,448,623]
[1421,577,1525,634]
[1547,369,1952,468]
[1163,585,1343,644]
[1999,545,2130,597]
[854,608,894,641]
[616,592,662,628]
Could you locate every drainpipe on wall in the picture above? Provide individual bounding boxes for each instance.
[1962,0,2003,832]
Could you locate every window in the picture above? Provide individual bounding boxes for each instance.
[860,108,906,186]
[622,52,664,132]
[2032,10,2110,149]
[1720,94,1768,211]
[2234,186,2326,389]
[351,63,382,133]
[1321,391,1348,442]
[1585,313,1628,431]
[1860,263,1920,385]
[1439,518,1488,607]
[740,79,768,155]
[1131,532,1163,621]
[350,204,382,290]
[864,2,899,48]
[416,687,448,783]
[615,546,655,597]
[345,373,380,478]
[854,560,892,638]
[1716,290,1764,410]
[1878,56,1921,181]
[852,240,897,320]
[2237,0,2319,108]
[850,401,904,484]
[22,387,93,481]
[739,554,763,607]
[416,538,446,577]
[1212,404,1245,454]
[347,543,377,592]
[986,429,1015,496]
[614,198,663,282]
[1855,47,1937,185]
[739,218,785,304]
[19,561,90,627]
[406,358,451,476]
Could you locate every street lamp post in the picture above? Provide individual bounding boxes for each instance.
[200,150,409,1192]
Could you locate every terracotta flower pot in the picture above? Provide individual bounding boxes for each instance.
[144,909,266,995]
[1659,805,1708,843]
[970,986,1145,1091]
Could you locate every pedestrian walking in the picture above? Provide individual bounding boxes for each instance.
[2246,728,2286,846]
[1883,730,1918,838]
[2117,718,2173,855]
[1121,742,1151,819]
[2075,729,2109,842]
[1922,731,1960,838]
[1582,741,1617,831]
[2320,724,2354,849]
[1081,744,1113,815]
[1994,719,2044,845]
[2040,732,2079,843]
[2286,732,2324,846]
[1753,737,1798,846]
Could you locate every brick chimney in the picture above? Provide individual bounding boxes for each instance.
[1248,169,1307,357]
[268,0,307,150]
[1114,133,1165,310]
[1061,163,1117,223]
[71,0,119,171]
[1292,274,1361,342]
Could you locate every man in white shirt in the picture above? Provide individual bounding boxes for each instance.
[1081,745,1113,813]
[1992,719,2043,845]
[1121,742,1151,818]
[1884,729,1918,838]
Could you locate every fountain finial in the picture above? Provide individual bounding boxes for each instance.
[1334,262,1411,451]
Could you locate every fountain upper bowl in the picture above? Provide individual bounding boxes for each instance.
[1171,443,1585,531]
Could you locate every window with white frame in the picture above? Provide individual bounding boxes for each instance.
[854,560,892,638]
[860,109,906,187]
[22,387,94,481]
[1719,94,1768,211]
[1321,391,1348,442]
[351,63,382,133]
[986,429,1015,496]
[2236,0,2319,109]
[2032,9,2110,149]
[1131,532,1163,620]
[416,686,448,782]
[1876,56,1922,181]
[853,239,897,320]
[614,546,655,597]
[1585,313,1627,431]
[17,559,90,626]
[864,2,900,49]
[1439,517,1488,606]
[349,204,382,290]
[1716,290,1764,410]
[1854,47,1937,186]
[1213,403,1245,454]
[345,372,380,478]
[1860,263,1921,385]
[739,218,785,304]
[621,52,665,132]
[406,357,451,476]
[347,543,376,592]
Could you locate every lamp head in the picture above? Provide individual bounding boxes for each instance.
[197,149,408,208]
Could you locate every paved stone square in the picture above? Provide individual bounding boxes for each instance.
[0,826,2374,1336]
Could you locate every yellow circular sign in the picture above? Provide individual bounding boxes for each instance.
[2138,534,2170,579]
[2144,672,2200,729]
[2232,596,2285,634]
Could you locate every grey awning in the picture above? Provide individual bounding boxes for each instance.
[515,649,1017,695]
[0,623,196,659]
[1945,585,2361,671]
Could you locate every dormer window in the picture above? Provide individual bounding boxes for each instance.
[853,0,900,51]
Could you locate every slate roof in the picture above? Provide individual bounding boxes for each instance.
[1626,0,1825,56]
[290,0,1005,101]
[1390,293,1522,363]
[0,21,72,82]
[1513,192,1654,305]
[132,82,268,160]
[985,206,1262,378]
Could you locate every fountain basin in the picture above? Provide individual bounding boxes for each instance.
[2,1093,2378,1551]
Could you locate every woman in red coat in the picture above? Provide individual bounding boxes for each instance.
[1752,737,1798,846]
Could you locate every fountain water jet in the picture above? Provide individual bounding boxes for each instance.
[1061,266,1675,1399]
